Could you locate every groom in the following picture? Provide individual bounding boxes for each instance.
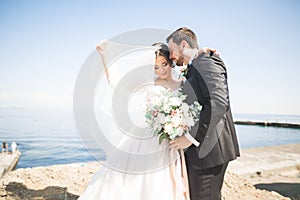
[168,27,240,200]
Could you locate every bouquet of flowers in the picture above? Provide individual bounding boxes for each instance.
[145,88,202,145]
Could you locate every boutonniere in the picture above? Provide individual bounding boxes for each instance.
[179,65,188,81]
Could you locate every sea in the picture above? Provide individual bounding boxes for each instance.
[0,108,300,169]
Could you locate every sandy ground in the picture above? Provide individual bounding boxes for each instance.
[0,162,291,200]
[228,144,300,199]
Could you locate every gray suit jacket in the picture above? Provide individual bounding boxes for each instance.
[182,51,240,170]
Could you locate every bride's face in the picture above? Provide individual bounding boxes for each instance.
[155,55,172,80]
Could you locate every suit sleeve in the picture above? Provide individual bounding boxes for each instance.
[192,53,230,144]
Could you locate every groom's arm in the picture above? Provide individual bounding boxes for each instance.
[193,53,229,144]
[170,52,229,150]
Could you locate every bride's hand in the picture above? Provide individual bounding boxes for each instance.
[199,47,220,56]
[169,135,192,150]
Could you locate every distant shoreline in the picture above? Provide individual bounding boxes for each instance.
[234,121,300,129]
[14,143,300,170]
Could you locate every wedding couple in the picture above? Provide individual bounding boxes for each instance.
[79,27,240,200]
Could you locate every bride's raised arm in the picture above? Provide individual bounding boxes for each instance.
[96,40,111,84]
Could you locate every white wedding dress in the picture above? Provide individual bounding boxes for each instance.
[78,144,188,200]
[79,86,189,200]
[77,40,189,199]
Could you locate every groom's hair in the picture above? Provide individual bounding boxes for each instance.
[166,27,198,49]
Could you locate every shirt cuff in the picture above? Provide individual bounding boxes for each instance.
[184,133,200,147]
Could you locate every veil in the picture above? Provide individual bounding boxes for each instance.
[73,28,180,174]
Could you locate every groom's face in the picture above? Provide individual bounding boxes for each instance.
[168,39,185,66]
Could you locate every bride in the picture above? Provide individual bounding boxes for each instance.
[79,43,192,200]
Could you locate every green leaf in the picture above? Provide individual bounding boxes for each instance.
[145,113,152,119]
[180,94,187,100]
[159,133,168,145]
[154,129,161,135]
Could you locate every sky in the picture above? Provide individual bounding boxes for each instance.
[0,0,299,115]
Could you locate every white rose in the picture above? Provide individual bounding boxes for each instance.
[164,123,174,135]
[153,121,162,132]
[163,104,171,113]
[157,113,166,124]
[176,126,184,137]
[184,116,194,127]
[169,97,182,107]
[183,110,191,119]
[181,103,189,113]
[171,115,182,127]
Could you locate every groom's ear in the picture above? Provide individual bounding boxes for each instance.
[180,40,187,50]
[181,40,191,50]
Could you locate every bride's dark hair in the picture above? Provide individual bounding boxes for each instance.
[152,42,174,68]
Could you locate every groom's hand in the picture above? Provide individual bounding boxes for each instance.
[169,135,192,150]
